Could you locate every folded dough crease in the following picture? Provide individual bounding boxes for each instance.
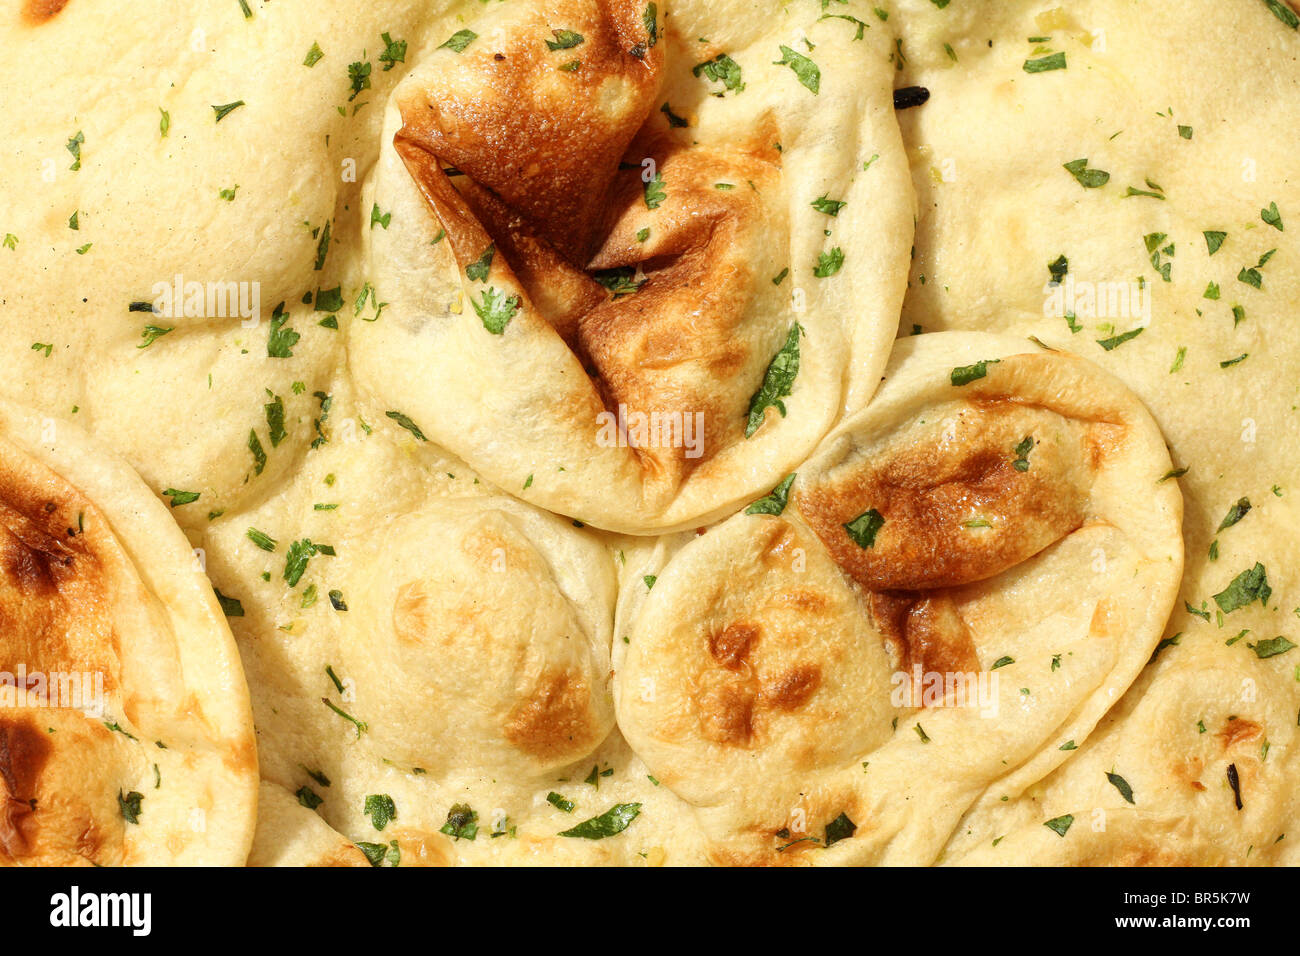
[354,0,913,531]
[615,332,1183,865]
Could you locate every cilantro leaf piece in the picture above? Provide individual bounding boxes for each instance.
[546,29,584,51]
[744,323,802,437]
[819,13,869,39]
[321,698,366,737]
[824,812,857,847]
[66,130,84,170]
[1024,52,1066,72]
[643,171,667,209]
[440,803,479,840]
[1213,562,1272,614]
[1106,772,1136,804]
[1097,327,1144,351]
[162,488,199,507]
[472,287,521,334]
[643,3,659,47]
[267,302,299,357]
[950,358,1000,386]
[385,409,428,441]
[378,32,407,71]
[1047,254,1068,286]
[1217,497,1252,533]
[465,244,495,282]
[212,101,245,122]
[246,528,277,551]
[813,247,845,277]
[811,194,846,217]
[547,792,576,813]
[214,588,244,618]
[1062,158,1109,188]
[1043,814,1074,837]
[440,29,477,53]
[844,508,885,548]
[1012,436,1034,471]
[558,803,641,839]
[693,54,745,94]
[355,842,388,866]
[364,794,396,831]
[773,45,820,93]
[347,61,372,101]
[264,393,285,447]
[247,430,267,476]
[138,325,174,349]
[746,473,796,516]
[1251,636,1296,659]
[1262,201,1284,231]
[1264,0,1300,29]
[118,790,144,824]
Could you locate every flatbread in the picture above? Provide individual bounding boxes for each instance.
[351,0,913,532]
[2,0,1297,869]
[615,332,1182,864]
[884,0,1300,865]
[0,400,256,865]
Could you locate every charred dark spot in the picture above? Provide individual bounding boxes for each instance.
[893,86,930,110]
[1226,763,1243,811]
[0,718,50,858]
[1,538,62,597]
[708,623,758,669]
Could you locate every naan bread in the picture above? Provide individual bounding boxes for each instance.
[0,400,256,865]
[0,0,477,532]
[4,0,1298,869]
[217,392,663,864]
[615,332,1182,864]
[352,0,913,532]
[882,0,1300,865]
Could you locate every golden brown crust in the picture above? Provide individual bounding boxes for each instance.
[0,458,118,692]
[0,716,47,859]
[867,591,979,679]
[394,0,663,264]
[795,401,1095,591]
[0,401,256,866]
[395,83,785,491]
[21,0,69,25]
[502,670,601,760]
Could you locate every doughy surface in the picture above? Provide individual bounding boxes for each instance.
[0,0,1296,866]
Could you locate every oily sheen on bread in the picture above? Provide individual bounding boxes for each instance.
[352,0,913,533]
[0,401,257,865]
[614,332,1182,864]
